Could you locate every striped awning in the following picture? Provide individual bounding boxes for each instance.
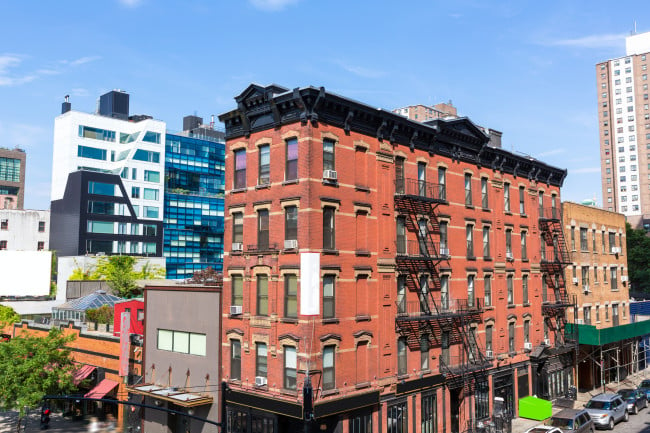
[85,379,119,399]
[73,365,96,385]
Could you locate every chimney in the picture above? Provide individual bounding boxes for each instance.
[61,95,71,114]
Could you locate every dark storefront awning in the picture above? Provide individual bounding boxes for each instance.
[85,379,119,399]
[73,365,96,385]
[128,384,213,408]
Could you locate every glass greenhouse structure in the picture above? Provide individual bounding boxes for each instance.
[52,290,122,322]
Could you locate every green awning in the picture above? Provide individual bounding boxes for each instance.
[518,396,552,421]
[566,319,650,346]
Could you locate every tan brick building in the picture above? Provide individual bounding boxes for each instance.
[562,201,629,328]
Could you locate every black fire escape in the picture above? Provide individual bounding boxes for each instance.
[539,207,577,347]
[394,178,490,400]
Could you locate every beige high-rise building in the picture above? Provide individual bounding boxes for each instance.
[598,31,650,228]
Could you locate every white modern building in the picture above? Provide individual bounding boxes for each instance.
[50,91,166,257]
[0,209,49,251]
[598,31,650,228]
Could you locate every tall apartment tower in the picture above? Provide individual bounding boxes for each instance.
[0,147,26,209]
[219,84,571,433]
[393,102,458,122]
[598,31,650,228]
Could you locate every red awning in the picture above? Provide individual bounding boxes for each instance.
[85,379,119,399]
[73,365,96,385]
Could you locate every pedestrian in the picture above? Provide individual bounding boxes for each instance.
[88,416,101,433]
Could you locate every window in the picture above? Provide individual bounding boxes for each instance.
[323,345,335,390]
[522,274,529,304]
[464,173,472,206]
[593,229,597,252]
[582,266,590,291]
[602,232,606,254]
[504,182,510,212]
[570,226,576,250]
[596,306,600,322]
[611,267,618,291]
[232,212,243,245]
[350,411,372,433]
[257,209,269,250]
[395,157,405,194]
[284,346,297,390]
[521,230,528,260]
[466,224,474,258]
[284,275,297,318]
[397,276,406,314]
[143,170,160,182]
[157,329,206,356]
[286,138,298,181]
[256,343,268,379]
[538,191,544,215]
[258,144,270,185]
[0,240,6,250]
[0,219,7,230]
[88,181,116,196]
[481,177,489,208]
[87,220,114,234]
[133,149,160,163]
[484,275,492,307]
[485,324,493,353]
[387,401,407,433]
[507,274,514,305]
[438,167,446,201]
[609,232,616,252]
[78,125,115,141]
[519,186,525,214]
[584,307,591,325]
[613,304,619,326]
[397,337,407,376]
[0,157,21,182]
[421,393,436,433]
[418,162,427,196]
[256,275,268,316]
[285,206,298,242]
[439,221,448,254]
[580,228,588,251]
[524,320,530,345]
[37,241,44,251]
[482,226,490,258]
[143,206,159,218]
[234,149,246,189]
[508,322,515,353]
[77,145,107,160]
[420,335,429,370]
[323,138,335,172]
[323,206,335,249]
[231,275,243,307]
[323,275,335,318]
[143,188,159,201]
[230,340,241,380]
[396,217,406,255]
[506,228,513,259]
[142,131,161,144]
[131,186,140,198]
[132,168,137,180]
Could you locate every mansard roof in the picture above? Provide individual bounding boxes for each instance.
[219,84,567,187]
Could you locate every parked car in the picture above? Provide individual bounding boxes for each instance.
[547,408,594,433]
[638,379,650,399]
[584,393,628,430]
[617,388,648,414]
[525,425,563,433]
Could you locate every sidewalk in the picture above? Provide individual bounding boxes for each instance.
[511,367,650,433]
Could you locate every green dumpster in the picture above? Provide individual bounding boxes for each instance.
[518,396,552,421]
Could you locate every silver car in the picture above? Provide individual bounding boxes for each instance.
[584,393,628,430]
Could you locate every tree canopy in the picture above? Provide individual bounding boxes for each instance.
[626,222,650,293]
[187,266,223,286]
[0,329,77,420]
[69,256,165,298]
[0,305,20,329]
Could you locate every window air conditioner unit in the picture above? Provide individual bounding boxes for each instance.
[524,342,533,350]
[544,338,551,345]
[230,305,243,315]
[506,252,513,260]
[485,350,493,359]
[440,247,450,256]
[232,242,243,252]
[323,170,338,181]
[621,276,628,282]
[584,286,590,293]
[255,376,267,387]
[611,247,621,254]
[284,239,298,250]
[572,277,579,285]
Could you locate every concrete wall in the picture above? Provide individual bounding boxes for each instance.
[0,209,49,251]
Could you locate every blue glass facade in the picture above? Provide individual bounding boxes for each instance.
[164,133,225,279]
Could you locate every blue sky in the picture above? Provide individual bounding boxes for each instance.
[0,0,646,209]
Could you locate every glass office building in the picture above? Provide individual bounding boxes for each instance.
[164,133,225,279]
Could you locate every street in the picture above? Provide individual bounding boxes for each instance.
[0,411,91,433]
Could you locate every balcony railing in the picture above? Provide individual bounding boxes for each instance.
[396,240,441,259]
[539,207,561,221]
[395,178,446,202]
[396,298,482,318]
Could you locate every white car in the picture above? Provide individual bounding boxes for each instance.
[525,426,563,433]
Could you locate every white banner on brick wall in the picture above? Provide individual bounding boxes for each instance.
[300,253,320,316]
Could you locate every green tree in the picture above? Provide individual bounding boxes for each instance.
[626,222,650,293]
[94,256,139,298]
[0,329,77,432]
[0,305,20,329]
[85,305,114,324]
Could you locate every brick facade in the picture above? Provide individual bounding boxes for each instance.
[219,84,570,433]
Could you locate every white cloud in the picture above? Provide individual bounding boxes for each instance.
[0,53,101,87]
[332,60,386,79]
[544,33,627,49]
[536,148,565,158]
[71,88,90,97]
[570,167,601,174]
[249,0,300,11]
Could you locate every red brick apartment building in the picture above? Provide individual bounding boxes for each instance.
[218,84,573,433]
